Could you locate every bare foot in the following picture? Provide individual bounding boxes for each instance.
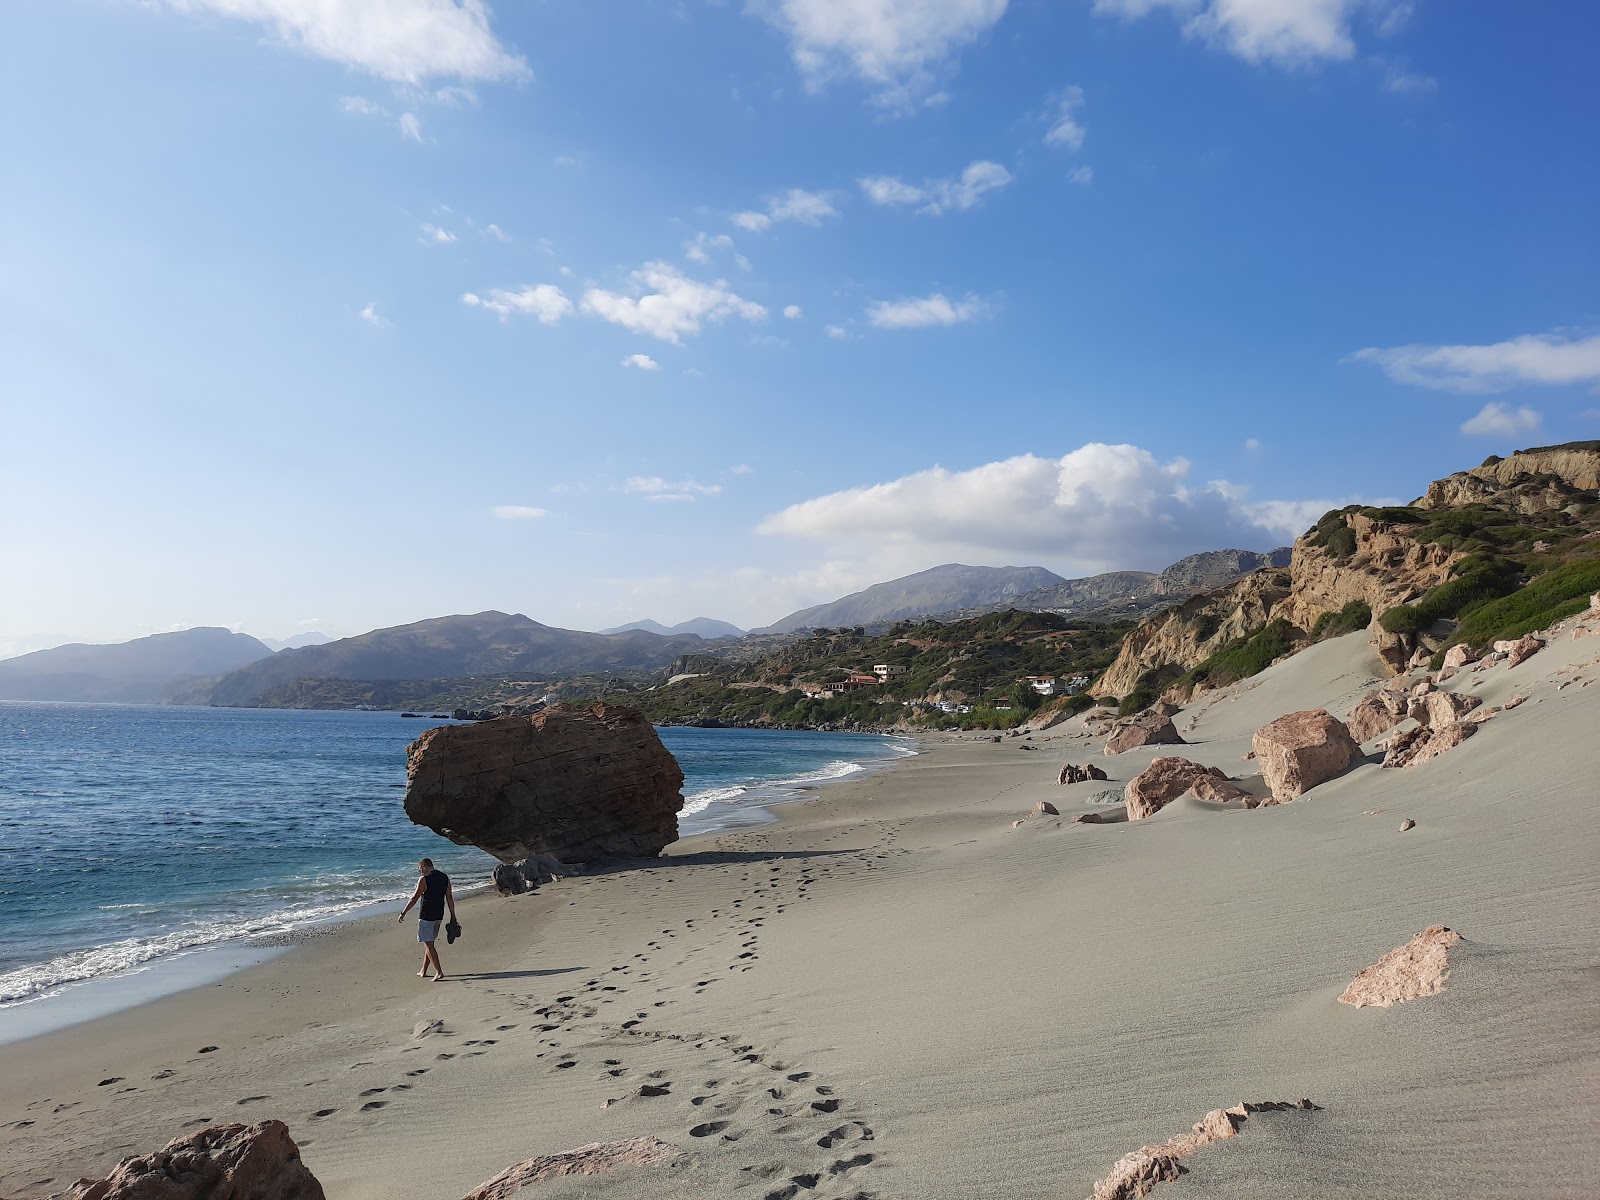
[433,975,447,983]
[418,970,431,978]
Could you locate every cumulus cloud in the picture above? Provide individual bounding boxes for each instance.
[1461,403,1542,438]
[733,188,839,233]
[859,160,1013,216]
[160,0,529,83]
[757,444,1329,570]
[622,353,660,370]
[783,305,803,320]
[866,292,987,330]
[398,111,423,141]
[581,263,767,345]
[756,0,1010,107]
[625,476,724,503]
[492,505,549,519]
[1067,165,1094,186]
[1043,85,1087,149]
[461,284,573,324]
[419,222,456,243]
[357,302,390,328]
[1350,330,1600,393]
[1092,0,1380,66]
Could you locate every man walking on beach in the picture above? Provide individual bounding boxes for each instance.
[398,858,455,981]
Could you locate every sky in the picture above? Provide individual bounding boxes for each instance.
[3,0,1598,653]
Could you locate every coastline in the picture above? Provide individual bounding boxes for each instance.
[3,632,1599,1198]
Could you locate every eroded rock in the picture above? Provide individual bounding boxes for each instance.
[1106,713,1185,755]
[1496,636,1544,668]
[1345,686,1408,743]
[1187,776,1253,804]
[50,1121,323,1200]
[462,1138,680,1200]
[1442,644,1478,670]
[1088,1100,1319,1200]
[1407,688,1482,729]
[1251,710,1362,803]
[1338,925,1462,1008]
[1058,763,1110,785]
[404,703,685,863]
[1125,757,1227,821]
[1382,721,1475,769]
[1031,800,1061,817]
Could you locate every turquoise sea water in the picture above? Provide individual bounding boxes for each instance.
[0,703,912,1013]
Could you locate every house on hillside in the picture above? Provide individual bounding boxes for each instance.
[1025,675,1058,696]
[873,663,908,681]
[1063,674,1090,694]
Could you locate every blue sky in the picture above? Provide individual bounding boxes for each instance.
[3,0,1598,652]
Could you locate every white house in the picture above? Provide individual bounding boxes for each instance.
[873,664,909,680]
[1025,675,1058,696]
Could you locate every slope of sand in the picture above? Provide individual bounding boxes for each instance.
[3,627,1599,1198]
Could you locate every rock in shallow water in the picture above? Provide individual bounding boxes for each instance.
[403,702,685,863]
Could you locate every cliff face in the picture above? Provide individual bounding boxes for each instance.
[1095,442,1600,697]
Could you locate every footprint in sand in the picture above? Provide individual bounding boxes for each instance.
[311,1109,338,1119]
[197,1046,218,1054]
[359,1088,387,1097]
[689,1120,729,1138]
[236,1096,268,1106]
[97,1077,123,1086]
[361,1101,388,1112]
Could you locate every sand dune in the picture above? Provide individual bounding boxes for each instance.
[3,628,1599,1198]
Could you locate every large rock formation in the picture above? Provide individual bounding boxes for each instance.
[1338,925,1462,1008]
[1416,443,1600,512]
[462,1138,680,1200]
[1105,712,1185,755]
[1381,720,1476,769]
[1124,757,1228,820]
[403,703,685,862]
[47,1121,323,1200]
[1407,687,1481,729]
[1345,683,1409,743]
[1252,710,1362,803]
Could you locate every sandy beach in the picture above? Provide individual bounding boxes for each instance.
[3,628,1599,1199]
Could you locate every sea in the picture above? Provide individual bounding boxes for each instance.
[0,703,913,1034]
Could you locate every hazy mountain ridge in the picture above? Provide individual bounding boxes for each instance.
[202,611,709,707]
[0,627,274,703]
[757,564,1067,634]
[602,617,745,639]
[258,632,334,652]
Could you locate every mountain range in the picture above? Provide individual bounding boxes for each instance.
[0,627,273,704]
[601,617,745,639]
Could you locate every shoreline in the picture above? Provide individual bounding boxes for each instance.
[4,631,1598,1198]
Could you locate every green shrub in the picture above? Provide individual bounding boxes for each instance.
[1449,558,1600,649]
[1360,506,1427,525]
[1179,618,1298,691]
[1095,695,1118,708]
[1379,603,1424,635]
[1310,599,1372,641]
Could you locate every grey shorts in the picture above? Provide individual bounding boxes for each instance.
[418,919,442,943]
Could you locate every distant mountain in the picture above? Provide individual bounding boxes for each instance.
[202,610,709,707]
[259,632,334,652]
[757,565,1067,634]
[603,617,745,639]
[0,627,274,703]
[1156,548,1292,594]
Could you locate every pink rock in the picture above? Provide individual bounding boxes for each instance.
[1399,819,1415,832]
[1188,776,1253,804]
[1406,688,1482,729]
[51,1121,324,1200]
[1031,800,1060,817]
[1503,693,1528,710]
[1495,636,1544,668]
[463,1138,680,1200]
[1124,757,1227,820]
[1338,925,1462,1008]
[1089,1100,1319,1200]
[1251,710,1362,803]
[1381,721,1475,769]
[1075,812,1106,825]
[1105,712,1185,755]
[1345,687,1408,743]
[1442,644,1478,670]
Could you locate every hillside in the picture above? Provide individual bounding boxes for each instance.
[200,611,709,707]
[602,617,745,639]
[757,564,1065,633]
[1095,442,1600,706]
[0,627,273,703]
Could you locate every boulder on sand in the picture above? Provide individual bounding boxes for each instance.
[403,703,685,863]
[48,1120,324,1200]
[1407,688,1481,729]
[1345,686,1408,743]
[1495,636,1544,668]
[1251,710,1362,803]
[1382,721,1475,769]
[1105,712,1184,755]
[1124,757,1228,821]
[462,1138,680,1200]
[1187,776,1254,805]
[1338,925,1462,1008]
[1058,763,1109,785]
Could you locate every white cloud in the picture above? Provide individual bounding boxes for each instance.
[1043,85,1086,150]
[1382,60,1437,94]
[340,95,386,116]
[419,222,456,243]
[685,232,741,266]
[758,443,1324,569]
[1092,0,1371,67]
[783,305,803,320]
[730,464,756,475]
[461,284,573,324]
[492,505,549,520]
[1350,330,1600,392]
[398,111,423,141]
[734,188,840,233]
[859,160,1012,216]
[1461,403,1542,438]
[1066,165,1094,186]
[161,0,529,83]
[581,262,767,345]
[357,302,390,328]
[1243,437,1262,452]
[866,292,986,330]
[625,476,724,503]
[483,222,508,241]
[824,324,850,339]
[756,0,1010,108]
[622,353,660,371]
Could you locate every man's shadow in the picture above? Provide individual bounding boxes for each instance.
[447,966,586,981]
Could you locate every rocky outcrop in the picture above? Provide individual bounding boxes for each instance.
[1338,925,1462,1008]
[1105,713,1184,755]
[1416,444,1600,512]
[1252,710,1362,803]
[1030,800,1060,817]
[1125,757,1227,820]
[1407,687,1482,728]
[1495,636,1544,668]
[462,1138,680,1200]
[1187,776,1254,805]
[48,1121,324,1200]
[1345,683,1409,743]
[1442,644,1478,670]
[403,703,685,862]
[1088,1100,1320,1200]
[1382,721,1475,769]
[1058,763,1109,785]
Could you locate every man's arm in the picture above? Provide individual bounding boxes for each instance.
[446,881,457,921]
[397,878,425,922]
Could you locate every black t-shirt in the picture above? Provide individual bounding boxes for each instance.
[420,870,450,921]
